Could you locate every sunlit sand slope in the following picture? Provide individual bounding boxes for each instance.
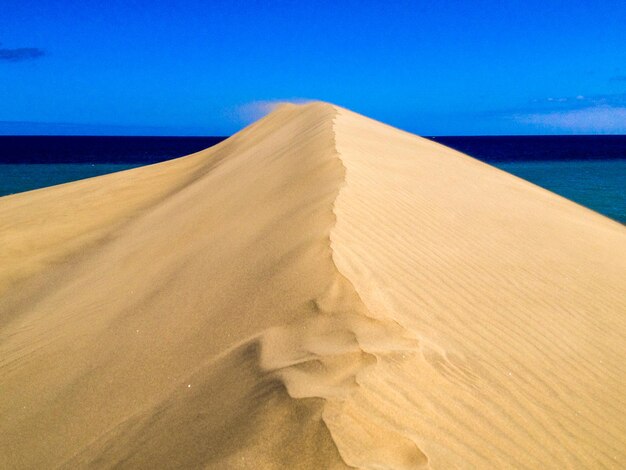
[1,102,625,469]
[330,107,626,468]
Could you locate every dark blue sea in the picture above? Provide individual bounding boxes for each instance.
[0,135,624,223]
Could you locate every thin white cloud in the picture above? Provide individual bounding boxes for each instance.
[515,105,626,133]
[229,98,313,124]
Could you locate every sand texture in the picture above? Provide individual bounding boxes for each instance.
[1,103,625,469]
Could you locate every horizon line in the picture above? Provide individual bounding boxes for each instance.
[2,133,626,138]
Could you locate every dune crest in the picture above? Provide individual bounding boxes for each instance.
[1,103,625,469]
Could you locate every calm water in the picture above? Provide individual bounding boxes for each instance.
[496,160,625,222]
[0,136,624,223]
[0,136,227,164]
[0,163,143,196]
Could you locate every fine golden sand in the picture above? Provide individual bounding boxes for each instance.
[1,103,625,469]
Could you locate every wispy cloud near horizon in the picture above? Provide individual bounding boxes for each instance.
[515,105,626,133]
[230,98,313,124]
[0,43,45,62]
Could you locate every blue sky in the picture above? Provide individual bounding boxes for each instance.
[1,0,625,135]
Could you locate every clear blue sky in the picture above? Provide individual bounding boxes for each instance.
[1,0,625,135]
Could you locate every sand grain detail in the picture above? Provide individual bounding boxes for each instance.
[1,103,625,469]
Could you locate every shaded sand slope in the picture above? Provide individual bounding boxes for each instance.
[1,103,625,469]
[0,103,348,469]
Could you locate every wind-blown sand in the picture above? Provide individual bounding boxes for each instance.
[1,103,625,469]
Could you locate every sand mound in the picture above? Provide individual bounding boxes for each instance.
[1,103,625,469]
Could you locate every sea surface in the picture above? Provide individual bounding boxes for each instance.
[1,135,625,223]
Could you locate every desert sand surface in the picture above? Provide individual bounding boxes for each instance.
[1,102,625,469]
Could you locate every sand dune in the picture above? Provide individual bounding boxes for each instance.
[1,102,625,469]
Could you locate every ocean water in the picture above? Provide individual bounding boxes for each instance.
[0,136,624,223]
[494,160,625,222]
[0,136,227,164]
[0,163,143,196]
[431,135,626,223]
